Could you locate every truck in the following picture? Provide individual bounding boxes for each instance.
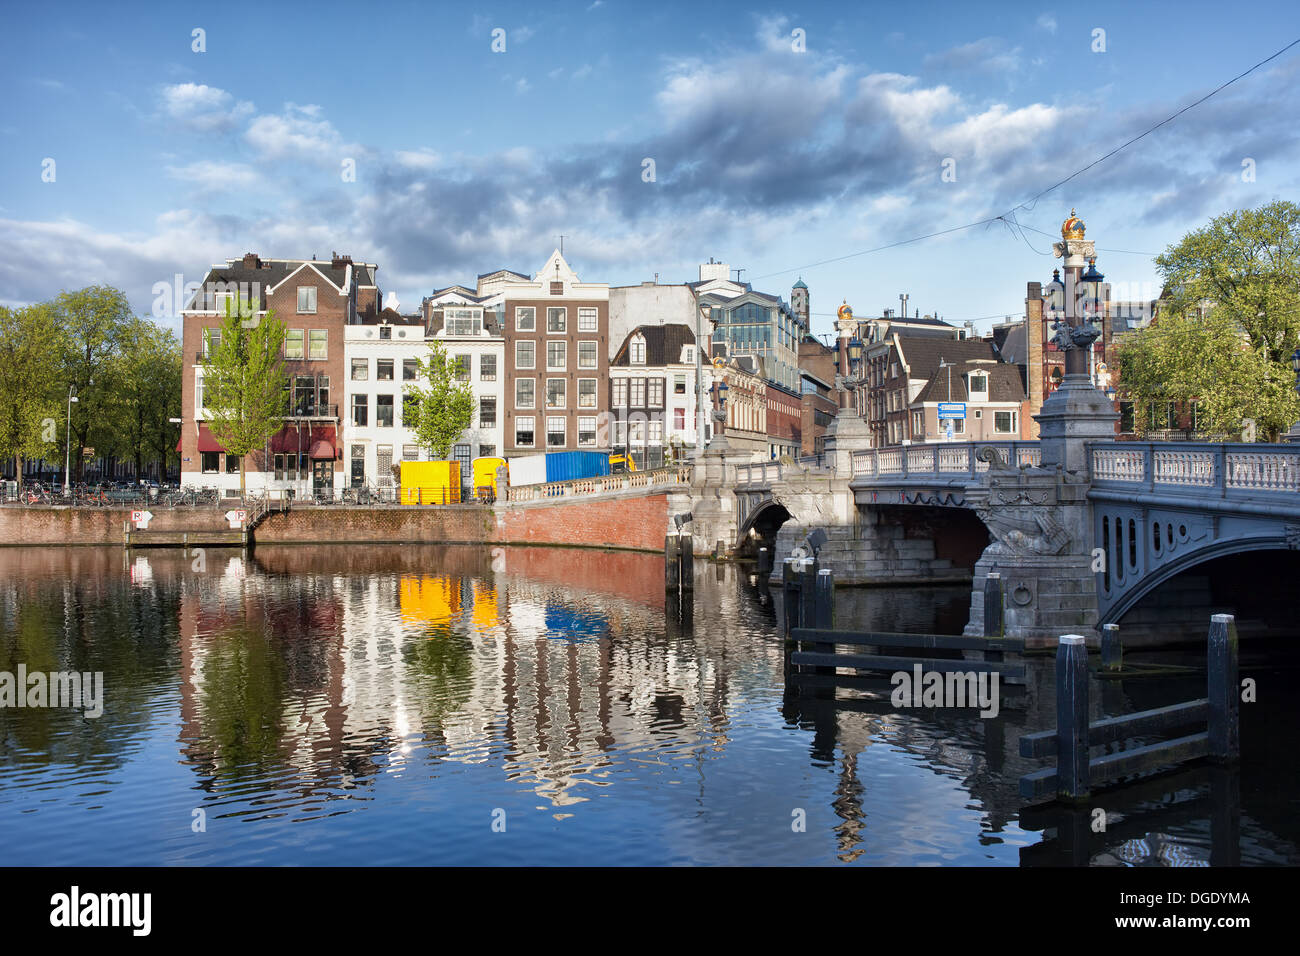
[506,451,611,487]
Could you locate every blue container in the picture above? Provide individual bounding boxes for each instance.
[544,450,612,483]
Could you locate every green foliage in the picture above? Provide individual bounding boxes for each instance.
[0,303,64,480]
[115,318,182,475]
[1121,200,1300,441]
[202,298,289,493]
[403,340,474,460]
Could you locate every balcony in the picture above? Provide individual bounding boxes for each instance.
[286,403,339,420]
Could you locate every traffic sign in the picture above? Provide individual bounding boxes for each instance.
[937,402,966,420]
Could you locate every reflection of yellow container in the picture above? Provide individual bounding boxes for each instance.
[471,581,499,630]
[400,460,461,505]
[471,457,506,501]
[399,575,458,626]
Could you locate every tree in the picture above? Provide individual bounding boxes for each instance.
[1120,201,1300,441]
[403,340,474,460]
[0,303,65,486]
[52,285,133,482]
[114,318,182,481]
[202,298,289,495]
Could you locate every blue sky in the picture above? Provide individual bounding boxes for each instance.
[3,0,1299,341]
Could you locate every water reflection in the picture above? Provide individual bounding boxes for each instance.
[0,545,1295,866]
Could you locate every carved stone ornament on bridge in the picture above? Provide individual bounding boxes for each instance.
[973,506,1071,556]
[1049,318,1102,352]
[969,445,1074,556]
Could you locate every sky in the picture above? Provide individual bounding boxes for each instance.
[2,0,1300,342]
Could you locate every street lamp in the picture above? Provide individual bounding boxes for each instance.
[63,386,79,496]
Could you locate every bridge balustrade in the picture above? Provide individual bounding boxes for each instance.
[1090,442,1300,497]
[850,442,1040,480]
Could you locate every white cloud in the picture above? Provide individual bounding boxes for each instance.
[515,77,531,94]
[572,64,593,80]
[245,104,354,162]
[1037,13,1058,34]
[394,149,440,170]
[165,160,261,190]
[160,83,254,132]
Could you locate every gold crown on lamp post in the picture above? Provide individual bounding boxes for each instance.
[1061,208,1086,240]
[837,300,854,321]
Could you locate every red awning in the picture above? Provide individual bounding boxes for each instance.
[175,437,183,452]
[270,425,307,454]
[196,425,225,453]
[309,439,335,460]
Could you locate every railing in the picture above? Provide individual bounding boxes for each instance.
[285,404,339,420]
[506,466,692,502]
[1089,442,1300,497]
[734,455,833,486]
[851,442,1041,480]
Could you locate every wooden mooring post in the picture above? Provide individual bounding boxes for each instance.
[983,572,1003,639]
[1019,614,1241,804]
[1101,623,1122,673]
[665,532,694,594]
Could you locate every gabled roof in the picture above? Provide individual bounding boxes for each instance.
[476,269,529,281]
[893,335,997,381]
[183,256,375,311]
[611,323,696,367]
[913,359,1025,404]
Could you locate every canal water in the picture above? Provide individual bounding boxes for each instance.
[0,544,1296,866]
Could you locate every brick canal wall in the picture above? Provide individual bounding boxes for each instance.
[0,492,671,553]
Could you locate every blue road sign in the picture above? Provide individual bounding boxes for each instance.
[938,402,966,419]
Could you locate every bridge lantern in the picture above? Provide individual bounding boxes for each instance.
[1045,269,1065,323]
[1080,257,1105,322]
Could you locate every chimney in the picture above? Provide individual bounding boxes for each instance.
[332,251,352,270]
[242,252,261,269]
[1026,281,1044,435]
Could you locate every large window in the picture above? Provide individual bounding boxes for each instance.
[480,354,497,381]
[630,337,646,365]
[673,408,686,431]
[351,358,368,380]
[352,394,368,427]
[445,309,482,335]
[376,395,394,427]
[578,341,597,369]
[630,378,646,407]
[612,379,628,408]
[674,374,686,395]
[479,397,497,427]
[515,416,535,447]
[578,308,598,332]
[293,376,315,416]
[547,341,566,370]
[297,286,317,313]
[201,451,219,473]
[578,416,596,447]
[515,307,535,331]
[225,454,240,474]
[547,307,566,333]
[284,329,305,359]
[403,359,419,381]
[546,417,566,447]
[308,330,327,360]
[454,355,470,382]
[968,373,988,395]
[515,378,535,409]
[546,378,566,409]
[516,340,535,369]
[648,378,664,407]
[994,410,1016,433]
[377,359,394,381]
[203,329,221,357]
[578,378,597,408]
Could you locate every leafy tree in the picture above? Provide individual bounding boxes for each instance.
[1120,201,1300,441]
[0,303,65,486]
[202,298,289,495]
[403,340,474,460]
[114,318,182,480]
[52,285,133,481]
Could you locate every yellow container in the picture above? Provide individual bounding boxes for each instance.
[471,456,507,501]
[400,460,461,505]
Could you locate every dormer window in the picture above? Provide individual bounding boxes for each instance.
[380,325,392,340]
[445,308,482,335]
[968,373,988,397]
[630,335,646,365]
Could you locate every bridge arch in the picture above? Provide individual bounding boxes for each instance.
[736,500,792,554]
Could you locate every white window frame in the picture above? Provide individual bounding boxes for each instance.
[515,340,536,369]
[284,328,305,360]
[515,377,536,409]
[515,416,536,448]
[578,340,598,369]
[578,308,598,332]
[578,377,597,409]
[308,329,327,360]
[297,286,317,314]
[546,377,567,409]
[546,416,566,447]
[547,340,566,371]
[547,307,567,334]
[578,416,597,447]
[515,307,535,331]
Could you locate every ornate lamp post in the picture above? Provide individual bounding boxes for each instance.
[1049,211,1102,376]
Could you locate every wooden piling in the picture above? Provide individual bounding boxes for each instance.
[664,534,681,593]
[1057,635,1090,802]
[679,533,694,593]
[1207,613,1239,762]
[781,558,800,640]
[983,572,1003,638]
[813,568,834,630]
[1101,623,1122,673]
[757,546,772,575]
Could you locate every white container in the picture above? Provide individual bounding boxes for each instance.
[507,453,547,487]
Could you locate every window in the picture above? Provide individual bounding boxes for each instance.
[195,373,204,413]
[479,444,495,458]
[674,374,686,395]
[452,443,471,478]
[547,307,566,333]
[202,451,219,473]
[546,417,566,447]
[629,417,646,444]
[968,373,988,395]
[454,355,470,381]
[403,393,419,425]
[515,307,535,331]
[630,337,646,365]
[578,341,597,369]
[445,309,482,335]
[402,444,420,461]
[612,379,628,408]
[377,359,394,381]
[578,417,596,447]
[953,417,965,434]
[297,286,317,313]
[376,395,394,427]
[994,411,1016,433]
[293,376,315,416]
[546,378,566,409]
[480,354,496,381]
[550,281,564,295]
[403,359,419,381]
[285,329,305,359]
[377,445,393,484]
[203,329,221,357]
[648,378,664,407]
[578,308,598,332]
[515,416,535,447]
[648,419,663,443]
[578,378,597,408]
[547,341,566,370]
[352,394,368,427]
[223,454,239,474]
[380,325,391,340]
[515,378,535,409]
[352,358,368,380]
[630,378,646,407]
[350,445,365,487]
[479,397,497,427]
[673,408,686,431]
[516,340,535,369]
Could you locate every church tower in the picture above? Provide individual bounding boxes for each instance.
[791,277,809,333]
